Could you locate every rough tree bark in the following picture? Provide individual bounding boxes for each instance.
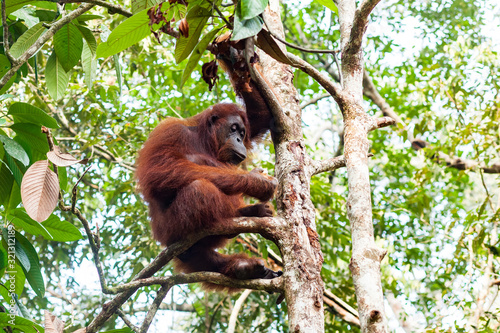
[335,1,388,332]
[255,0,391,331]
[258,1,325,331]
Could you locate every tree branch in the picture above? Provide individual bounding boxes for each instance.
[49,0,132,17]
[114,272,283,295]
[116,309,139,333]
[0,3,95,89]
[85,216,285,333]
[347,0,382,56]
[311,155,346,176]
[300,93,331,109]
[228,289,252,333]
[369,116,396,131]
[287,52,345,107]
[1,0,14,64]
[139,285,170,333]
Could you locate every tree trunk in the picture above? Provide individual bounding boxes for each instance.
[260,1,325,331]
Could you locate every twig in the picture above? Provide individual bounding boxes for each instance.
[207,297,227,333]
[47,0,132,17]
[311,155,346,176]
[332,51,342,86]
[41,126,65,201]
[263,17,338,55]
[369,116,396,131]
[300,93,331,109]
[228,289,252,333]
[116,309,139,333]
[0,3,95,89]
[85,215,285,333]
[139,285,171,333]
[57,161,111,294]
[346,0,382,56]
[1,0,15,64]
[286,52,344,107]
[209,0,231,28]
[71,166,91,212]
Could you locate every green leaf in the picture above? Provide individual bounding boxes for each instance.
[0,161,15,208]
[174,5,211,63]
[0,313,43,333]
[5,154,24,187]
[45,51,70,101]
[2,227,30,273]
[181,27,223,88]
[9,209,53,239]
[53,23,84,71]
[313,0,338,13]
[96,9,151,58]
[82,41,97,89]
[0,135,29,166]
[14,231,45,297]
[113,54,122,95]
[10,22,47,59]
[76,24,97,56]
[34,9,58,22]
[131,0,162,14]
[58,165,68,192]
[11,7,39,28]
[5,0,34,15]
[0,55,16,95]
[240,0,268,20]
[10,123,49,162]
[232,14,263,41]
[76,14,104,23]
[8,102,59,128]
[41,215,83,242]
[0,244,6,271]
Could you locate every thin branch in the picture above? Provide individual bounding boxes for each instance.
[346,0,382,56]
[311,155,346,176]
[49,0,132,17]
[59,183,112,294]
[0,3,94,89]
[1,0,15,64]
[286,52,344,107]
[332,51,343,86]
[300,93,331,109]
[228,289,252,333]
[109,272,283,294]
[53,108,136,172]
[140,285,171,333]
[132,302,195,313]
[369,116,396,131]
[263,17,338,54]
[116,309,139,333]
[323,295,360,327]
[85,216,285,333]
